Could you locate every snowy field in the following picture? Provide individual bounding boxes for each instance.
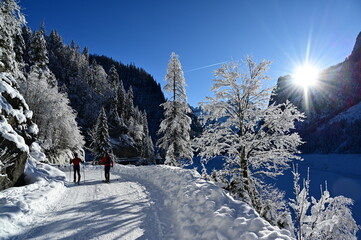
[0,159,293,240]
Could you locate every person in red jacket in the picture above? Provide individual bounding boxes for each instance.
[70,152,84,183]
[99,153,114,183]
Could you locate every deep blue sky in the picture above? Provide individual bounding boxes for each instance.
[21,0,361,107]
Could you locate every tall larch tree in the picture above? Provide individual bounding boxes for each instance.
[157,52,193,167]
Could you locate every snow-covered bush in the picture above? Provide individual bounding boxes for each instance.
[20,66,84,163]
[289,166,359,240]
[19,30,84,163]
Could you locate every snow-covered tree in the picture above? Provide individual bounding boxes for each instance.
[47,30,64,77]
[157,52,193,167]
[195,57,304,215]
[89,59,111,96]
[108,65,119,84]
[141,111,154,159]
[124,86,135,120]
[28,30,57,87]
[21,26,32,71]
[289,166,359,240]
[82,47,89,62]
[0,0,25,77]
[20,64,84,162]
[29,30,49,69]
[12,30,25,70]
[0,0,39,189]
[90,107,112,163]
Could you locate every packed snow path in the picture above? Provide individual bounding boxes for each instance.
[14,168,163,240]
[1,163,293,240]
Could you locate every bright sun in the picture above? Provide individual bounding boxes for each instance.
[293,64,320,88]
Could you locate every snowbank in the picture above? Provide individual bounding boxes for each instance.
[0,153,66,238]
[114,165,293,240]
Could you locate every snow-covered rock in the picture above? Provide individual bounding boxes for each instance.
[0,73,37,190]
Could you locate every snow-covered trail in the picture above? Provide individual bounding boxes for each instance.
[2,163,293,240]
[14,168,160,240]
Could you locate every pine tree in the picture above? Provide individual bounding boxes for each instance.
[116,80,126,118]
[108,65,119,84]
[141,111,154,159]
[29,30,49,69]
[124,86,135,120]
[12,31,25,68]
[82,47,89,62]
[108,80,126,135]
[157,52,193,167]
[90,107,112,163]
[47,30,64,78]
[28,30,57,87]
[90,59,110,96]
[195,57,304,213]
[0,0,25,77]
[21,26,32,71]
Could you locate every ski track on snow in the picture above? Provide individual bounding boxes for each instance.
[13,168,161,240]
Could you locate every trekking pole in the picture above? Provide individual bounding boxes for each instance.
[83,163,85,183]
[69,164,72,183]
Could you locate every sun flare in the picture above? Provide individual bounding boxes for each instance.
[293,64,320,88]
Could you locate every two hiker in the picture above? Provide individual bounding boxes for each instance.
[70,152,114,183]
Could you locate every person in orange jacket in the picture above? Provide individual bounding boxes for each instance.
[70,152,84,183]
[99,153,114,183]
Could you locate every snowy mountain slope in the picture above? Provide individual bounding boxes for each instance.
[302,101,361,153]
[318,101,361,129]
[0,162,293,240]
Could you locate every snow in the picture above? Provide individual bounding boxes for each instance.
[0,74,29,110]
[0,161,293,239]
[0,76,30,125]
[0,95,26,124]
[0,158,65,237]
[115,165,292,239]
[0,117,29,153]
[275,154,361,239]
[325,101,361,125]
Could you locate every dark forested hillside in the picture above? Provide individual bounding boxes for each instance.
[89,55,165,140]
[19,28,164,159]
